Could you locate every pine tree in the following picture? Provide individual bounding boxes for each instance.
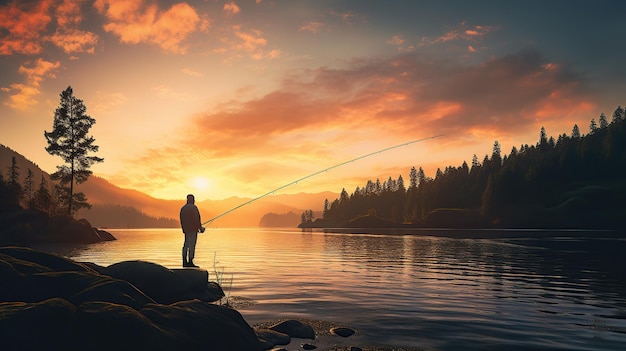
[539,126,548,146]
[589,118,598,134]
[44,86,103,216]
[24,169,34,207]
[31,176,52,213]
[6,156,23,207]
[409,167,418,189]
[612,106,625,123]
[599,113,609,128]
[492,140,502,164]
[572,124,581,138]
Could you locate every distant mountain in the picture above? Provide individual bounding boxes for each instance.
[259,211,301,227]
[0,144,52,188]
[76,175,336,227]
[1,143,336,228]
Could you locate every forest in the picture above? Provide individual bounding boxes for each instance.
[302,105,626,229]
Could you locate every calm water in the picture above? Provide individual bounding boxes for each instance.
[42,228,626,350]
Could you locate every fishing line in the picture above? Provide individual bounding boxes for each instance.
[201,134,444,226]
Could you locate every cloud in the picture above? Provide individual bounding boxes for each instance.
[48,0,99,54]
[387,34,415,52]
[216,25,280,61]
[0,0,99,55]
[330,10,366,25]
[48,28,99,54]
[299,21,327,34]
[94,0,200,53]
[3,58,60,110]
[181,68,203,77]
[409,22,497,52]
[223,2,240,15]
[185,49,591,152]
[121,49,595,197]
[0,0,54,55]
[91,91,128,114]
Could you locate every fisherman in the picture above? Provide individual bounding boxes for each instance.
[180,194,205,267]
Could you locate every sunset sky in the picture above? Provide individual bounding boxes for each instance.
[1,0,625,201]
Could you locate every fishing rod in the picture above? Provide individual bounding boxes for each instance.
[201,134,444,226]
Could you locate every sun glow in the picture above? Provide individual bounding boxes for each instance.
[190,176,211,192]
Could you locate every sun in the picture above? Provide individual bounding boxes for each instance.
[191,176,211,191]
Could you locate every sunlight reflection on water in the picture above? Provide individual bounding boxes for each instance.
[51,228,626,351]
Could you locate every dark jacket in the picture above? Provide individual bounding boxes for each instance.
[180,202,201,234]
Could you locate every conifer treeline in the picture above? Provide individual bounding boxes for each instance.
[305,105,626,228]
[0,155,177,228]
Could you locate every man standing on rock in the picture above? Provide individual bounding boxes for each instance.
[180,194,205,267]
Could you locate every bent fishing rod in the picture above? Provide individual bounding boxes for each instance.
[201,134,444,226]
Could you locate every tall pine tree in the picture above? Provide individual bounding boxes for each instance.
[44,86,103,216]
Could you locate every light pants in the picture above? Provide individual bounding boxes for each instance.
[182,232,198,262]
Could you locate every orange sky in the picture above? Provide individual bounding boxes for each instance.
[1,0,625,200]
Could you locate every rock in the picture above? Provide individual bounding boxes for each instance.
[0,210,116,244]
[350,347,363,351]
[19,271,155,309]
[330,327,355,337]
[103,261,224,304]
[301,343,317,350]
[269,319,316,339]
[141,299,263,351]
[75,301,166,350]
[95,228,116,241]
[0,246,264,351]
[256,328,291,349]
[0,298,77,350]
[0,246,95,273]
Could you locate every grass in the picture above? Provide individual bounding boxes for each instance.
[213,252,233,307]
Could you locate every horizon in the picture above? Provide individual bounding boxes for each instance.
[2,1,625,201]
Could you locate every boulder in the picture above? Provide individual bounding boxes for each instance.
[103,261,224,303]
[0,246,263,351]
[0,246,95,273]
[141,299,263,351]
[0,210,116,244]
[256,328,291,349]
[330,327,355,337]
[269,319,316,339]
[74,301,167,350]
[0,298,77,350]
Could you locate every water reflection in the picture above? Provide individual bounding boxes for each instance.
[39,228,626,351]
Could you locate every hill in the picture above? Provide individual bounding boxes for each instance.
[313,107,626,230]
[75,175,335,227]
[0,144,53,191]
[1,144,335,227]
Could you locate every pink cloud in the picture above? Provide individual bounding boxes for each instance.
[299,21,327,34]
[0,0,99,55]
[422,22,496,48]
[48,28,98,54]
[223,2,240,15]
[216,25,280,61]
[94,0,200,53]
[182,50,592,154]
[48,0,99,54]
[0,0,54,55]
[121,50,596,197]
[3,58,60,110]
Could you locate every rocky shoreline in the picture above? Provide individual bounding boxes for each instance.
[0,246,424,351]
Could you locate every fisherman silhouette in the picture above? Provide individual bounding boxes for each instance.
[180,194,205,267]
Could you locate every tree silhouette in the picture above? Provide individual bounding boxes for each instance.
[44,86,103,216]
[599,113,609,129]
[572,124,581,138]
[311,107,626,229]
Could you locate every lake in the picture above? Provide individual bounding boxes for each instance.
[42,228,626,350]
